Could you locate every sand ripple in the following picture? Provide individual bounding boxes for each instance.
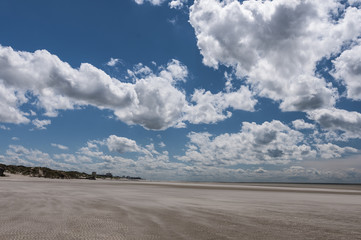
[1,177,361,239]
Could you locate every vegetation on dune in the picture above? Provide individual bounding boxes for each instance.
[0,163,89,179]
[0,163,142,180]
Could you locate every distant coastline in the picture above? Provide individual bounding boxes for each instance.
[0,163,142,180]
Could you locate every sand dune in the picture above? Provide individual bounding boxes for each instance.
[1,175,360,239]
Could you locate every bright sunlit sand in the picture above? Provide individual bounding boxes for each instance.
[1,175,361,240]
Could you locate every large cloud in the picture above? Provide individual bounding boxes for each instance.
[0,45,190,130]
[116,61,189,130]
[184,86,257,124]
[0,45,256,130]
[189,0,361,111]
[316,143,357,159]
[106,135,142,154]
[333,42,361,100]
[176,119,360,169]
[0,45,138,118]
[0,81,29,124]
[176,120,317,166]
[308,108,361,140]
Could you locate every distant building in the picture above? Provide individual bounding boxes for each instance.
[87,171,96,180]
[105,172,113,178]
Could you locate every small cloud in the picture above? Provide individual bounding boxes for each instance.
[87,141,99,149]
[145,143,159,155]
[0,125,10,130]
[32,119,51,130]
[292,119,315,130]
[168,18,177,25]
[51,143,69,150]
[159,142,166,148]
[254,168,267,174]
[169,0,188,9]
[11,137,19,141]
[30,110,37,116]
[133,0,166,6]
[106,58,120,67]
[23,110,37,117]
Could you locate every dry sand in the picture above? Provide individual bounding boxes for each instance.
[1,175,361,239]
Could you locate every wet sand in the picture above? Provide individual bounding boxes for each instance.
[1,175,361,239]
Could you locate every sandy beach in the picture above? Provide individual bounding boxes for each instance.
[1,175,361,240]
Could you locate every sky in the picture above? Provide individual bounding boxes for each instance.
[0,0,361,182]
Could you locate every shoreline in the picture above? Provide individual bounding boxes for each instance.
[2,172,361,193]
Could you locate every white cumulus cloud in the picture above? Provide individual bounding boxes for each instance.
[0,81,29,124]
[169,0,188,9]
[332,42,361,100]
[184,86,257,124]
[292,119,315,130]
[189,0,361,112]
[308,108,361,140]
[316,143,358,159]
[176,120,317,166]
[106,135,142,154]
[0,45,272,130]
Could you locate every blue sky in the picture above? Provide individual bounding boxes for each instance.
[0,0,361,182]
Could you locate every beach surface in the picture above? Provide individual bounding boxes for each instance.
[1,174,361,240]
